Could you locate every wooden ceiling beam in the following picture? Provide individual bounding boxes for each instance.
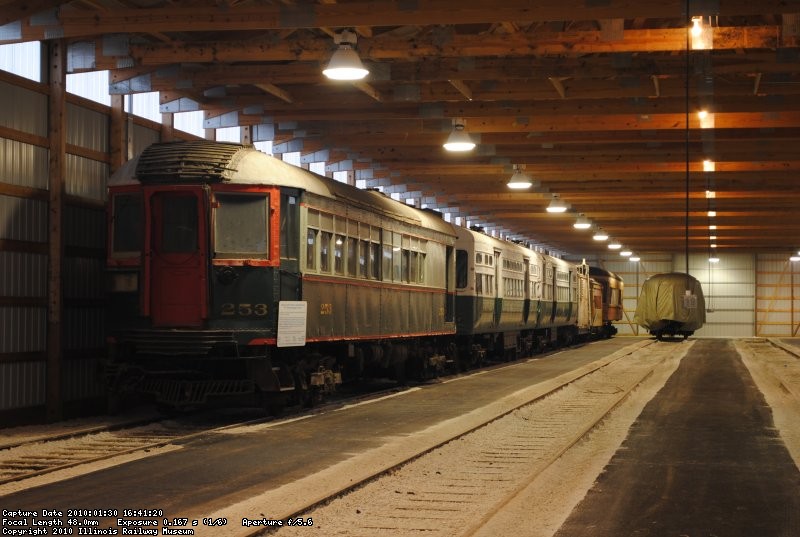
[106,27,787,66]
[105,50,799,88]
[6,1,798,41]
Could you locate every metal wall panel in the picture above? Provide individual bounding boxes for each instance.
[131,123,160,158]
[0,81,47,136]
[0,306,46,353]
[66,153,108,201]
[0,251,46,297]
[65,205,105,249]
[0,137,49,189]
[64,257,105,299]
[67,103,109,152]
[0,195,48,242]
[63,357,105,401]
[64,307,105,350]
[0,361,46,409]
[690,254,755,338]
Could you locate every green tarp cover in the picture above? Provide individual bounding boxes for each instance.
[633,272,706,332]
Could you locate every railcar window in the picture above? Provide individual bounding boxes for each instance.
[334,234,345,275]
[306,229,316,270]
[476,273,483,294]
[163,195,198,253]
[215,194,267,257]
[320,232,332,272]
[359,240,369,278]
[419,253,426,283]
[476,253,482,265]
[406,250,415,283]
[456,250,468,288]
[280,195,298,260]
[382,242,393,281]
[393,234,402,282]
[370,242,380,279]
[112,193,142,254]
[347,237,358,277]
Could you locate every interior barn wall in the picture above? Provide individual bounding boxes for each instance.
[0,71,169,423]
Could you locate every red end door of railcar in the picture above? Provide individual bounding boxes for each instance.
[149,189,208,327]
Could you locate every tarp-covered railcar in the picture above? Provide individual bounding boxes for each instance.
[634,272,705,339]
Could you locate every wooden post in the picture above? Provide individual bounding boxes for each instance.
[161,111,175,142]
[240,125,252,145]
[47,40,66,422]
[109,94,126,173]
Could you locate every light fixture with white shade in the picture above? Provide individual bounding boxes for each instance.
[546,195,567,213]
[507,166,533,189]
[630,256,641,262]
[709,256,720,263]
[791,255,800,262]
[443,118,476,152]
[593,229,609,241]
[620,250,632,257]
[573,214,591,229]
[608,240,622,250]
[323,30,369,81]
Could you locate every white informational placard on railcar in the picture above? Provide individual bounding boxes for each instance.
[277,301,308,347]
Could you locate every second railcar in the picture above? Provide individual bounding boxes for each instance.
[588,266,625,338]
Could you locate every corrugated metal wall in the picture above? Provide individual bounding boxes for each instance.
[0,69,166,418]
[0,78,49,411]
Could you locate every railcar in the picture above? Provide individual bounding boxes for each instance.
[105,140,624,410]
[588,266,625,338]
[453,227,601,365]
[106,141,457,409]
[633,272,705,339]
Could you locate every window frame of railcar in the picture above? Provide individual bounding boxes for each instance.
[209,185,280,266]
[212,192,269,259]
[108,188,144,263]
[456,250,468,289]
[555,269,570,302]
[280,192,299,264]
[544,265,554,301]
[305,209,320,271]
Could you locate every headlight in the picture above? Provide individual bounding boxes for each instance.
[109,272,139,292]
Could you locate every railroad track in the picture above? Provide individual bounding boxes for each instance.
[216,339,689,537]
[0,415,239,487]
[737,338,800,401]
[0,382,423,490]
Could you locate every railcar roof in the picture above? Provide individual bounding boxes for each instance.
[108,141,455,237]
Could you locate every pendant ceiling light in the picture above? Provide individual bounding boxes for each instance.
[507,166,533,189]
[546,195,567,213]
[573,214,591,229]
[323,30,369,81]
[593,229,609,241]
[443,119,476,152]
